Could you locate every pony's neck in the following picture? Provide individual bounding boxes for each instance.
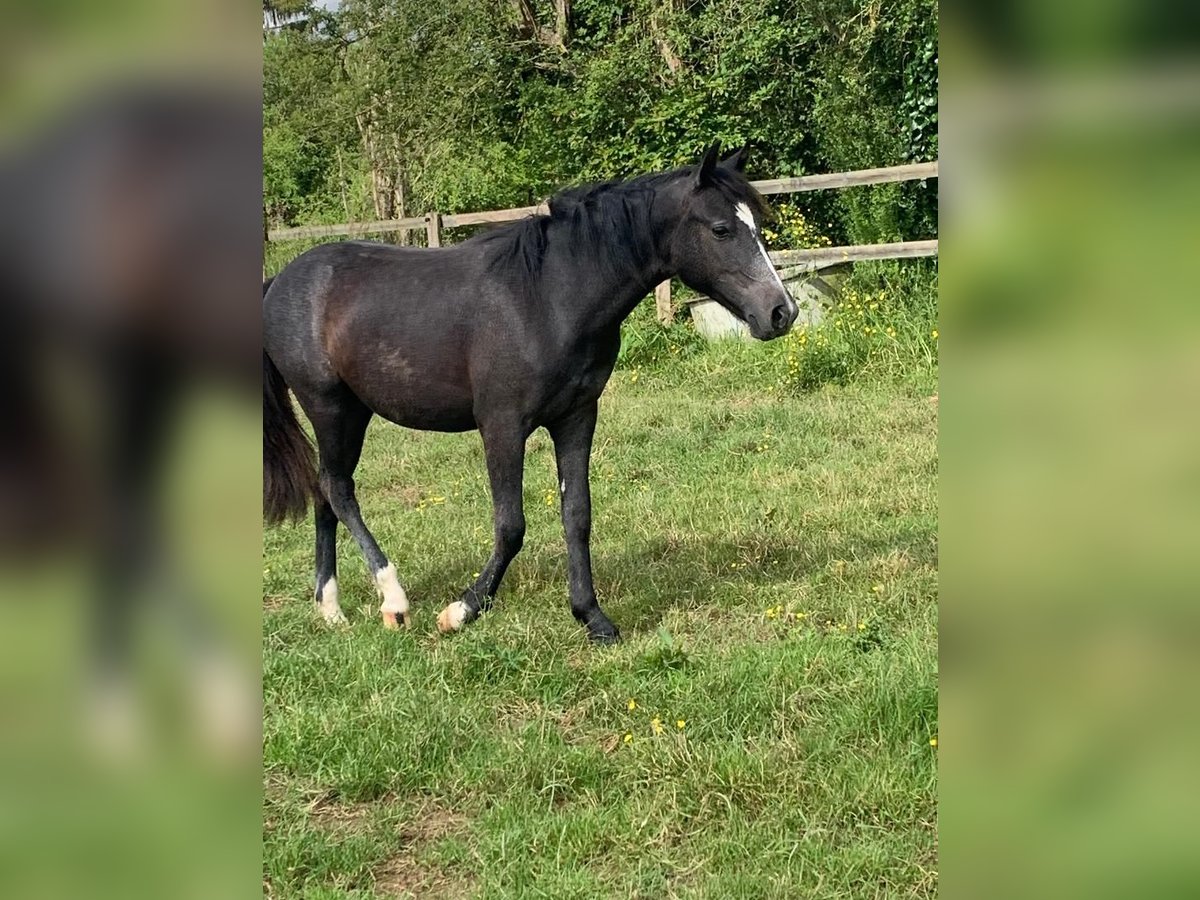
[542,185,678,336]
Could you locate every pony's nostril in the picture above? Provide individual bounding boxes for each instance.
[770,303,790,332]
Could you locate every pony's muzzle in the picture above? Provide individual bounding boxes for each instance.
[747,297,797,340]
[770,300,797,335]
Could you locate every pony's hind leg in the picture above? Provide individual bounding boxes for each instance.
[313,498,345,624]
[307,388,410,628]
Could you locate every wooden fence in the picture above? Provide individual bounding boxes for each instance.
[266,160,938,322]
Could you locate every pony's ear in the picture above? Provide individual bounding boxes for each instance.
[721,145,749,172]
[694,141,721,188]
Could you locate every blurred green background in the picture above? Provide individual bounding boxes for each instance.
[943,2,1200,897]
[0,1,260,898]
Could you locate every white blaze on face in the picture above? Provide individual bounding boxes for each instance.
[375,563,410,615]
[318,577,348,625]
[735,202,791,299]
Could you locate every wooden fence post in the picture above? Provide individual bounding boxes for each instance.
[425,212,441,248]
[655,280,673,324]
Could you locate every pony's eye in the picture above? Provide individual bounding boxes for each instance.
[711,223,731,238]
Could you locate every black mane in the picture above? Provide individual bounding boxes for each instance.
[477,164,769,291]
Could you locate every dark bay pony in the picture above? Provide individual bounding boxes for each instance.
[263,142,796,643]
[0,84,261,757]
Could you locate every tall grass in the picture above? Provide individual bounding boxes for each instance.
[263,359,939,897]
[773,260,939,392]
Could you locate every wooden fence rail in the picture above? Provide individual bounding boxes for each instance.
[266,161,937,243]
[751,161,938,196]
[769,239,939,270]
[266,160,938,322]
[269,216,427,241]
[267,204,556,241]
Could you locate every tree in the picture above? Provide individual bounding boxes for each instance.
[262,0,939,244]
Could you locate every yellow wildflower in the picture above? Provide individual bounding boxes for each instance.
[930,737,938,747]
[624,733,633,744]
[627,698,637,711]
[651,717,664,735]
[676,719,686,730]
[931,329,939,339]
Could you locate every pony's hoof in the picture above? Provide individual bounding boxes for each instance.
[587,622,621,645]
[436,600,472,634]
[317,579,348,626]
[319,605,349,627]
[381,610,410,630]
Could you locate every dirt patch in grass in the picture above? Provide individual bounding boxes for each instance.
[306,789,374,833]
[493,696,602,749]
[263,778,376,834]
[727,391,770,411]
[263,594,292,612]
[493,697,543,735]
[381,483,427,509]
[872,549,915,577]
[374,858,473,899]
[372,802,474,899]
[264,776,476,897]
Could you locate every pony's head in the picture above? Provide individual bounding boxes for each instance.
[664,142,797,340]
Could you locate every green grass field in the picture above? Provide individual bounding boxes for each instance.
[263,340,938,899]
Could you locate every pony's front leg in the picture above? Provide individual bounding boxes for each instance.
[549,401,620,644]
[437,420,527,633]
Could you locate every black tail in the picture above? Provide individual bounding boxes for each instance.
[263,340,316,524]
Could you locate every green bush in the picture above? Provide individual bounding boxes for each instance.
[774,259,938,392]
[611,259,937,391]
[616,295,706,371]
[263,0,938,246]
[762,202,833,251]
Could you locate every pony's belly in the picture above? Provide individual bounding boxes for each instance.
[347,372,477,433]
[369,394,477,433]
